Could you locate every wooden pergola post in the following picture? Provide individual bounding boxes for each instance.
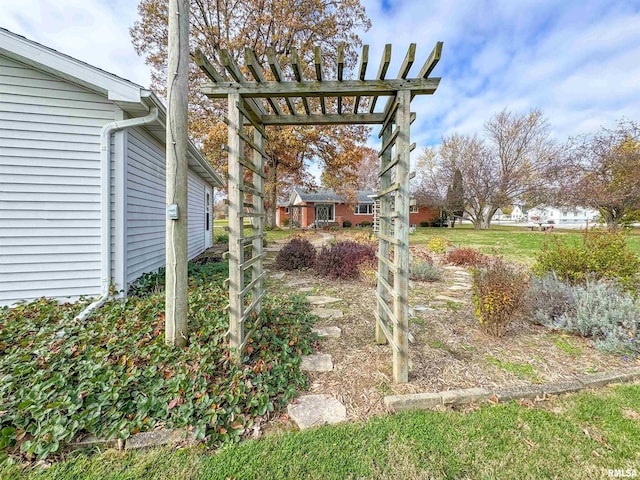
[198,41,442,381]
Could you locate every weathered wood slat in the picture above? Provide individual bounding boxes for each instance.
[377,232,400,245]
[245,48,283,116]
[240,291,265,324]
[376,252,399,274]
[220,49,246,83]
[237,154,266,179]
[239,185,264,198]
[239,253,267,270]
[290,48,311,114]
[194,48,225,82]
[266,47,296,115]
[202,78,440,98]
[337,43,345,114]
[378,98,399,138]
[373,309,400,352]
[239,212,266,218]
[261,113,385,125]
[369,44,391,113]
[378,129,399,157]
[237,102,268,139]
[375,288,399,321]
[417,41,443,79]
[398,43,416,79]
[239,271,268,298]
[314,46,327,114]
[378,211,400,219]
[378,154,399,177]
[354,44,369,113]
[239,233,266,245]
[237,130,268,158]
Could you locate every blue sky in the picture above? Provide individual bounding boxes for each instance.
[2,0,640,155]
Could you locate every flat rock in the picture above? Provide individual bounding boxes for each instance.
[125,430,194,450]
[453,271,471,276]
[264,246,282,252]
[412,304,434,312]
[298,287,314,292]
[312,326,342,338]
[307,296,342,306]
[287,394,347,430]
[448,285,471,291]
[312,308,344,319]
[66,434,120,451]
[270,272,286,280]
[434,294,466,303]
[300,353,334,372]
[286,279,308,287]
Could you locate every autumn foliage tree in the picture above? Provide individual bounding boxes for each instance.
[562,120,640,231]
[130,0,372,226]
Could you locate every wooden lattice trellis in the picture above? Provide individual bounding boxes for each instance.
[198,42,442,383]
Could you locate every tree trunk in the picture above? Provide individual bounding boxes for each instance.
[603,209,620,232]
[481,206,499,230]
[265,159,278,228]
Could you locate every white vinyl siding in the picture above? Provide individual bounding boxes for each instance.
[0,54,117,306]
[187,171,206,259]
[125,127,166,285]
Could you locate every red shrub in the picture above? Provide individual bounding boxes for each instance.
[316,241,376,279]
[275,238,317,270]
[444,248,488,267]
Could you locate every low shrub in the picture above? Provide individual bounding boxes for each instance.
[409,245,434,263]
[444,248,488,267]
[316,241,376,279]
[275,238,316,270]
[282,218,290,227]
[359,221,372,228]
[427,236,451,254]
[214,232,229,243]
[526,276,640,353]
[342,220,352,228]
[473,258,529,337]
[419,221,429,227]
[524,273,575,326]
[534,230,640,292]
[410,261,442,282]
[352,231,377,247]
[128,262,229,298]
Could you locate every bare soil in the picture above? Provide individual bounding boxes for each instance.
[265,231,639,422]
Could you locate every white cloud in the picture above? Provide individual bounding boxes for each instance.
[0,0,151,87]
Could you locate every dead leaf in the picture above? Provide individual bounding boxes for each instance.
[622,409,640,420]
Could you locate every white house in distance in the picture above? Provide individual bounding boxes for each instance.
[0,28,224,307]
[527,205,599,226]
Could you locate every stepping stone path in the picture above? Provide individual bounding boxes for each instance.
[300,353,334,372]
[312,326,342,338]
[311,308,343,319]
[307,296,342,306]
[270,272,285,280]
[287,394,347,430]
[435,294,466,304]
[448,284,471,291]
[298,287,314,292]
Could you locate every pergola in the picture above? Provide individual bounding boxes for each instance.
[197,42,442,383]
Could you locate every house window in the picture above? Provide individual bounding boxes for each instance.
[563,211,567,217]
[284,207,290,214]
[354,203,373,215]
[409,205,419,213]
[315,204,335,223]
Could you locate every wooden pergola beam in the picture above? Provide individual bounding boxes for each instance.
[245,48,283,115]
[369,44,391,113]
[291,47,311,114]
[337,43,345,114]
[354,44,369,114]
[201,77,440,98]
[261,112,386,125]
[314,46,327,114]
[266,47,296,115]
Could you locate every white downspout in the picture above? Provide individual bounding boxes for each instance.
[75,107,159,321]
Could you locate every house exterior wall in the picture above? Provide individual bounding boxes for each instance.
[0,53,117,306]
[290,201,439,228]
[124,126,212,288]
[275,206,290,226]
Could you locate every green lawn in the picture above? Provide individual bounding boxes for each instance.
[411,224,640,264]
[5,383,640,479]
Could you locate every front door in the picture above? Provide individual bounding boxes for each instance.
[315,204,334,227]
[204,186,212,248]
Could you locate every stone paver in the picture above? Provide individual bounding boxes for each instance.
[125,430,195,450]
[264,246,282,252]
[287,394,347,430]
[434,294,466,303]
[286,279,308,287]
[412,304,434,312]
[312,326,342,338]
[307,296,342,306]
[300,353,334,372]
[311,308,344,319]
[298,287,314,292]
[448,285,471,291]
[270,272,285,280]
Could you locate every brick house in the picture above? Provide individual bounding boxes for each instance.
[275,188,439,228]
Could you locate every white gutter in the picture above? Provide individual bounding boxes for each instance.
[75,107,159,321]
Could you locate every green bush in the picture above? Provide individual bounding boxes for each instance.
[527,276,640,353]
[342,220,352,228]
[282,218,290,227]
[214,232,229,243]
[359,221,372,228]
[534,230,640,292]
[409,261,442,282]
[473,258,529,337]
[419,221,429,227]
[0,284,315,459]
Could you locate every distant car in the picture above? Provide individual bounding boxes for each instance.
[528,219,555,231]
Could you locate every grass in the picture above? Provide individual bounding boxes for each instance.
[412,224,640,265]
[553,337,584,356]
[4,383,640,479]
[486,356,542,383]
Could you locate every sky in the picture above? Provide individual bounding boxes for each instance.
[2,0,640,156]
